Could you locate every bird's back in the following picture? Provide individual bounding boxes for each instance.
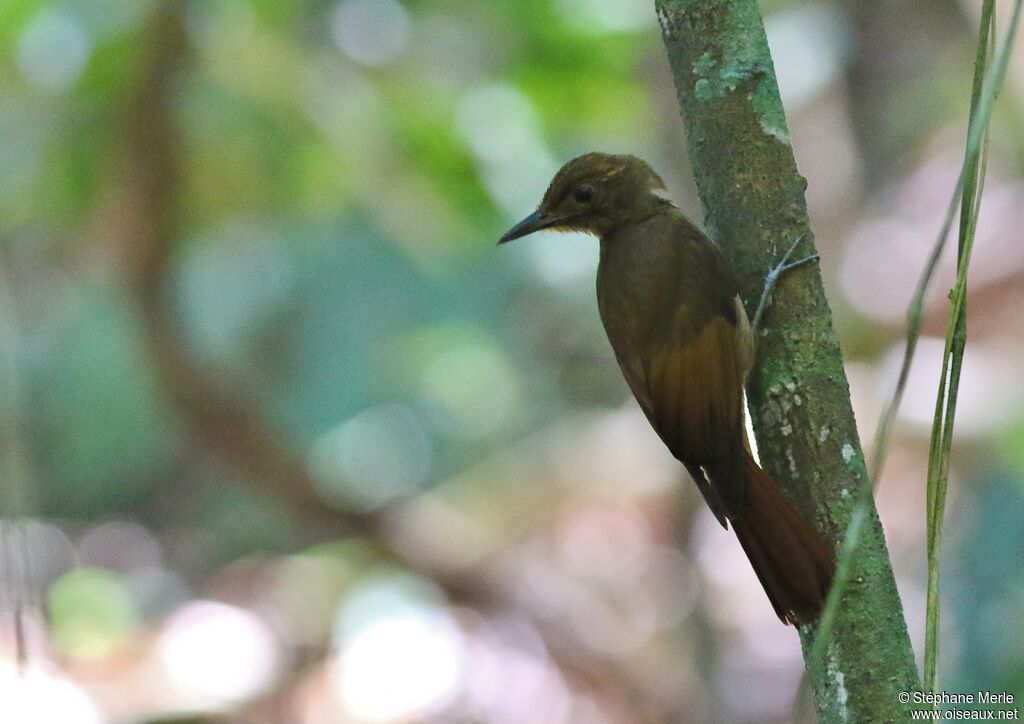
[595,207,753,468]
[596,208,743,357]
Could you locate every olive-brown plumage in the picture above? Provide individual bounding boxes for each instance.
[500,152,834,624]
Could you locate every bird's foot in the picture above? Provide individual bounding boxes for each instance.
[750,235,818,333]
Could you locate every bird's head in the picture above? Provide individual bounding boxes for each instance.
[498,152,668,244]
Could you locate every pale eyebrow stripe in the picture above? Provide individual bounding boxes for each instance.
[597,164,626,181]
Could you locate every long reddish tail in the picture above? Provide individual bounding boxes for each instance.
[707,450,835,625]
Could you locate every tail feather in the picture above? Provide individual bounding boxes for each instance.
[707,450,834,625]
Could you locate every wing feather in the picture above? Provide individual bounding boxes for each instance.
[622,312,749,466]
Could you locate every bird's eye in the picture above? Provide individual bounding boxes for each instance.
[574,185,595,203]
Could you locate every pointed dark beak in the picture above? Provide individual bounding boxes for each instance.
[498,209,555,245]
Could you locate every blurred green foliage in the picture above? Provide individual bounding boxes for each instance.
[1,0,1023,720]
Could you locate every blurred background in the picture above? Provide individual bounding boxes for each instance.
[0,0,1022,722]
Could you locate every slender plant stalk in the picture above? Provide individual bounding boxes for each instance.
[925,4,997,694]
[870,2,1020,488]
[809,0,1021,689]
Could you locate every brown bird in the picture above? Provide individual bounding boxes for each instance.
[499,152,834,625]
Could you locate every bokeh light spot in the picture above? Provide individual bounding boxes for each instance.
[16,8,92,91]
[331,0,411,67]
[310,404,434,509]
[0,662,101,724]
[455,84,559,218]
[557,0,655,34]
[48,568,138,659]
[420,341,519,439]
[335,577,464,721]
[524,230,600,286]
[765,3,851,108]
[456,85,542,165]
[158,600,280,707]
[77,520,161,572]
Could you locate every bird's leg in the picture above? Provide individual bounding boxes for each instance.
[750,235,818,333]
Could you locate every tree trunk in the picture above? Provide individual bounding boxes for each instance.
[655,1,920,721]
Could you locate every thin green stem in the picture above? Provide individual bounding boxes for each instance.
[807,0,1018,687]
[869,0,1016,487]
[923,2,997,696]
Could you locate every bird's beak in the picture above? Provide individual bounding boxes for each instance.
[498,209,556,245]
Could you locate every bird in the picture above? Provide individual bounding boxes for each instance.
[499,152,834,625]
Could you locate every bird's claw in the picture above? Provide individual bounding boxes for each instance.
[751,235,818,333]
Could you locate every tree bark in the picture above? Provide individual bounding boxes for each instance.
[655,1,920,721]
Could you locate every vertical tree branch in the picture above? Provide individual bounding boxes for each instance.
[655,1,919,721]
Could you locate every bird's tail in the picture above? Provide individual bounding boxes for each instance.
[706,449,835,625]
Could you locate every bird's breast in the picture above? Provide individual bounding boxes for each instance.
[596,229,695,354]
